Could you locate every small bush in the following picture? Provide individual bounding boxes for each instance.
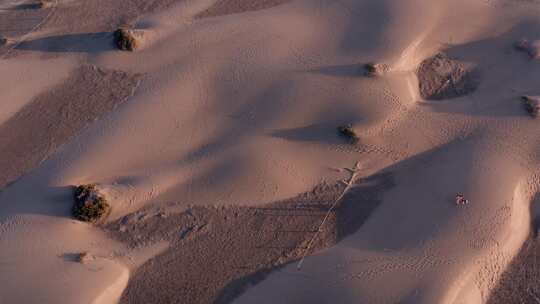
[0,36,8,46]
[522,95,540,118]
[38,0,54,9]
[77,252,93,264]
[114,28,138,51]
[72,184,110,223]
[515,39,539,59]
[338,124,359,144]
[364,63,388,77]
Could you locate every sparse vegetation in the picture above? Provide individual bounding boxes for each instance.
[522,95,540,118]
[114,28,138,51]
[77,252,93,264]
[38,0,54,9]
[338,124,359,143]
[72,184,110,223]
[515,38,539,59]
[364,63,388,77]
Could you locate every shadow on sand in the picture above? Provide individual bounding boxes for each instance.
[16,32,115,53]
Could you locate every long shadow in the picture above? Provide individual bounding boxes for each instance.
[212,171,395,304]
[195,0,291,18]
[334,0,391,57]
[271,122,357,145]
[10,3,44,10]
[16,32,115,53]
[307,63,368,78]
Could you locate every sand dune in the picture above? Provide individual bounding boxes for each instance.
[2,0,540,303]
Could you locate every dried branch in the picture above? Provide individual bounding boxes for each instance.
[297,161,361,270]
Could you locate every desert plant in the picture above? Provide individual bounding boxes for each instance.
[38,0,54,9]
[72,184,110,223]
[522,95,540,117]
[364,63,388,77]
[338,124,359,143]
[77,252,93,263]
[114,28,138,51]
[515,39,539,59]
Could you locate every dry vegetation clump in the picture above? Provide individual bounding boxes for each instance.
[364,63,388,77]
[0,36,13,47]
[38,0,54,9]
[515,38,540,59]
[72,184,110,223]
[114,28,138,51]
[338,124,359,144]
[522,95,540,118]
[77,252,94,264]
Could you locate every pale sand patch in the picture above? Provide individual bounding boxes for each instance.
[0,58,74,125]
[91,266,130,304]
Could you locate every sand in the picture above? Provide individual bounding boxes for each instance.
[107,172,393,304]
[0,65,140,188]
[196,0,291,18]
[2,0,540,303]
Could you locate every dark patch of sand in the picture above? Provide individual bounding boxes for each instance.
[486,232,540,304]
[417,53,480,101]
[0,7,50,40]
[0,65,140,189]
[196,0,291,19]
[106,172,394,304]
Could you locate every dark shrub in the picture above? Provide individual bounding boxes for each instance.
[38,0,54,9]
[522,95,540,118]
[73,184,110,223]
[114,28,138,51]
[364,63,387,77]
[0,36,9,46]
[338,124,359,144]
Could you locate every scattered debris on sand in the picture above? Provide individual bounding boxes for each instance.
[72,184,111,223]
[364,63,389,77]
[417,53,479,100]
[514,38,540,59]
[455,193,469,205]
[114,28,139,51]
[337,124,359,144]
[522,95,540,118]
